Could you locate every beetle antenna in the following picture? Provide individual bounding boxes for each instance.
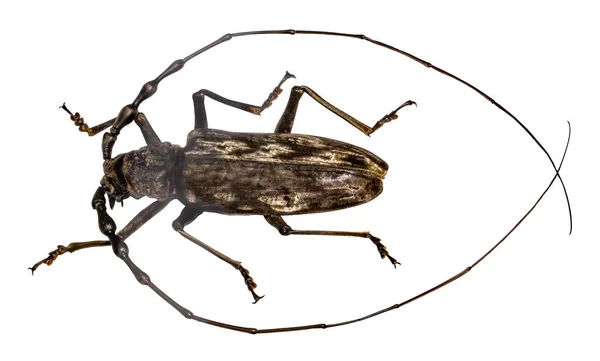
[146,30,571,233]
[109,121,571,334]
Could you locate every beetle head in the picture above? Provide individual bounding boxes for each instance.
[101,154,130,209]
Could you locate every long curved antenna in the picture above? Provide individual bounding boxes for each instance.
[128,29,572,233]
[111,121,570,333]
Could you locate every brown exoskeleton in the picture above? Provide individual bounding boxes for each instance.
[30,30,571,334]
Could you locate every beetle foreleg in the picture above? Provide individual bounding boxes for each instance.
[264,215,400,268]
[29,200,170,274]
[28,241,108,274]
[59,103,115,137]
[173,208,264,303]
[134,112,161,146]
[274,86,415,135]
[192,71,295,129]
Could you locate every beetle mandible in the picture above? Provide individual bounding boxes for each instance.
[30,29,571,334]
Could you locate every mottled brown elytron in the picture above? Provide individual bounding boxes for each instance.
[30,29,570,334]
[180,129,387,214]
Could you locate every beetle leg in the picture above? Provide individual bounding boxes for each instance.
[134,112,161,145]
[59,103,115,136]
[264,215,400,268]
[192,71,296,129]
[274,86,416,135]
[29,200,170,274]
[29,242,108,274]
[172,207,264,304]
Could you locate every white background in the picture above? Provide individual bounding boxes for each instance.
[2,1,599,360]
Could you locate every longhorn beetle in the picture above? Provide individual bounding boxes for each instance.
[30,29,571,334]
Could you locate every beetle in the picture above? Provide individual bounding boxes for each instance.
[30,29,571,334]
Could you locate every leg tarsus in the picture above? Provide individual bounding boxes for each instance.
[278,71,296,87]
[238,264,264,304]
[29,245,68,274]
[59,102,114,136]
[368,234,401,268]
[369,100,417,135]
[258,71,296,113]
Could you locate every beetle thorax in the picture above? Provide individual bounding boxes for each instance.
[103,142,181,201]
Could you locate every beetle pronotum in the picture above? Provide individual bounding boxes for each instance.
[30,29,571,334]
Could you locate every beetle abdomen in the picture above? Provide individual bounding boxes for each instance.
[177,129,387,215]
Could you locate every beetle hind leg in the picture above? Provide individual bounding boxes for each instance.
[173,208,264,303]
[274,85,415,135]
[264,215,400,268]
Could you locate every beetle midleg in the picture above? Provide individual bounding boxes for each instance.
[29,200,171,273]
[274,86,415,135]
[192,71,296,129]
[172,207,264,303]
[264,215,400,268]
